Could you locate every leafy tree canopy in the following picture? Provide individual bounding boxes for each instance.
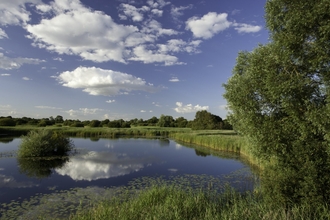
[223,0,330,205]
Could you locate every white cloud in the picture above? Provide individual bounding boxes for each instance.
[1,73,10,76]
[140,110,146,112]
[119,4,149,22]
[147,0,170,9]
[24,0,184,66]
[0,53,45,70]
[0,0,41,26]
[151,9,163,17]
[106,100,115,103]
[22,77,31,80]
[207,64,213,67]
[64,108,104,117]
[171,5,192,19]
[231,9,241,15]
[0,28,8,39]
[26,0,138,63]
[169,77,179,82]
[233,23,262,33]
[53,57,64,62]
[129,45,185,66]
[35,106,62,109]
[57,66,157,96]
[186,12,231,39]
[152,102,161,107]
[157,39,202,54]
[174,102,209,113]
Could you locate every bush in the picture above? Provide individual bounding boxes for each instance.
[18,130,74,158]
[0,118,16,126]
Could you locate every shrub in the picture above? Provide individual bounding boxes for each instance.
[18,130,74,158]
[0,118,16,126]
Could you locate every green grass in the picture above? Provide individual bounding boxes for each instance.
[69,184,330,220]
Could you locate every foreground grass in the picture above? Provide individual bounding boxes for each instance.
[69,185,330,220]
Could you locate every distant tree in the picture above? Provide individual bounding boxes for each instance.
[70,121,84,127]
[0,118,16,126]
[192,110,222,130]
[55,115,64,123]
[175,117,188,128]
[157,115,174,127]
[89,120,101,127]
[101,119,110,127]
[147,116,159,126]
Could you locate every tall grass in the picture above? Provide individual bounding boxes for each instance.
[69,184,330,220]
[170,132,262,168]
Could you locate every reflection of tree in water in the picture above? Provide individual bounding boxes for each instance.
[0,137,14,143]
[194,149,210,157]
[17,157,69,178]
[90,137,100,142]
[159,138,170,147]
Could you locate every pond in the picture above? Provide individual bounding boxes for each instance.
[0,137,256,219]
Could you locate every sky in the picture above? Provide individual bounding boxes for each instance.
[0,0,269,121]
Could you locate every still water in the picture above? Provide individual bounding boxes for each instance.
[0,137,254,218]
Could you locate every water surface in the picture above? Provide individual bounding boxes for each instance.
[0,137,254,218]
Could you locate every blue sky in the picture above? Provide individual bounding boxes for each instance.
[0,0,268,121]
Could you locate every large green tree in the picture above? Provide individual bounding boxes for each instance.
[192,110,222,130]
[223,0,330,205]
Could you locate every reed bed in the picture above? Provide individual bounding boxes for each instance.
[170,132,262,168]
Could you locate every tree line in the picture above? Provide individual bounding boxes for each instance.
[0,110,233,130]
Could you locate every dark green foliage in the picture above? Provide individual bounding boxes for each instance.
[89,120,101,127]
[18,130,74,158]
[70,121,85,127]
[0,118,16,126]
[157,115,175,127]
[192,110,222,130]
[223,0,330,206]
[55,115,64,123]
[175,117,188,128]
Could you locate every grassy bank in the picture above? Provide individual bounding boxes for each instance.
[69,184,329,220]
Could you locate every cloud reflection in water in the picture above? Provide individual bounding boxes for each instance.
[56,151,153,181]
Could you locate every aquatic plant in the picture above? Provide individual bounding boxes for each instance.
[17,130,74,158]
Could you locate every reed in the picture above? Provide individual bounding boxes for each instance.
[170,132,263,168]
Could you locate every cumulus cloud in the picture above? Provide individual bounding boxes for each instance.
[233,23,262,33]
[56,66,157,96]
[0,53,45,70]
[186,12,231,39]
[1,73,10,76]
[26,0,138,63]
[106,100,115,103]
[23,0,185,65]
[174,102,209,113]
[22,77,31,80]
[0,28,8,39]
[0,0,40,26]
